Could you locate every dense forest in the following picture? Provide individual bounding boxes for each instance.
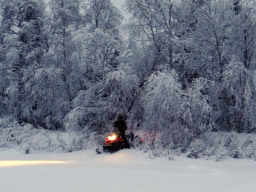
[0,0,256,151]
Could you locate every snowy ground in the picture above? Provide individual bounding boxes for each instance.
[0,149,256,192]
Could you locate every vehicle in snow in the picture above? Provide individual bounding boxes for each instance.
[96,132,140,154]
[104,133,128,152]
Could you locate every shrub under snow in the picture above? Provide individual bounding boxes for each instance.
[0,116,98,153]
[188,132,256,160]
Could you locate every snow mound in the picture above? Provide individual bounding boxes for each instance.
[189,132,256,160]
[0,117,98,153]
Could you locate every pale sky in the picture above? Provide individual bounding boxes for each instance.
[111,0,130,22]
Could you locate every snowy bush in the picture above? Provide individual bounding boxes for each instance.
[64,107,96,132]
[189,132,256,160]
[0,116,98,153]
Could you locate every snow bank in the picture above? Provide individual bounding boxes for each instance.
[130,130,256,160]
[188,132,256,160]
[0,116,98,153]
[1,117,256,160]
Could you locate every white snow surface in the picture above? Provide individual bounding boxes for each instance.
[0,149,256,192]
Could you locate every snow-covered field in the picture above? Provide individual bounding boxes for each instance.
[0,149,256,192]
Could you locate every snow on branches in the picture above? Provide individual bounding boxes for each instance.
[143,70,211,147]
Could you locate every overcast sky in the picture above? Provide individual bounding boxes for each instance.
[111,0,130,23]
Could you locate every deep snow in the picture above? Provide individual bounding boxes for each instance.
[0,149,256,192]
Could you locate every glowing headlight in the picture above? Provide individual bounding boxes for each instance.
[108,134,117,141]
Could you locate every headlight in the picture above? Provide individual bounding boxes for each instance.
[107,134,117,141]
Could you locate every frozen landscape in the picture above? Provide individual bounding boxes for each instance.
[1,149,256,192]
[1,1,256,191]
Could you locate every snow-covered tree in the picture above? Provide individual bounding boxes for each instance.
[1,0,48,124]
[0,62,6,115]
[222,56,256,132]
[66,68,139,132]
[227,0,256,69]
[72,28,123,87]
[64,0,124,132]
[143,70,211,147]
[71,0,123,86]
[48,0,81,103]
[24,67,70,130]
[16,0,48,125]
[85,0,123,33]
[0,0,19,116]
[125,0,176,68]
[16,0,47,68]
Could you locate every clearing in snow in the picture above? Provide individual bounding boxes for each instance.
[0,149,256,192]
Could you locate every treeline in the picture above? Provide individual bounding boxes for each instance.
[0,0,256,148]
[0,0,123,132]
